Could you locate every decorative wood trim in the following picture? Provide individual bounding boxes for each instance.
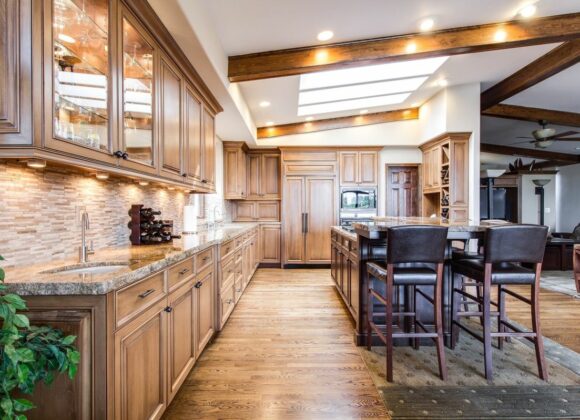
[481,40,580,110]
[482,104,580,128]
[419,132,471,151]
[228,13,580,82]
[481,142,580,162]
[0,0,20,133]
[257,108,418,138]
[122,0,222,114]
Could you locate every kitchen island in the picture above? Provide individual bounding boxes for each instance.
[348,216,490,346]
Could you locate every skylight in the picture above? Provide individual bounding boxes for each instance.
[297,56,448,116]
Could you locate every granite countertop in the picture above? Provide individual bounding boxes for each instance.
[331,226,357,242]
[353,216,511,232]
[2,223,258,296]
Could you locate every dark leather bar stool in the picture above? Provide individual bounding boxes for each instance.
[366,225,449,382]
[451,224,549,383]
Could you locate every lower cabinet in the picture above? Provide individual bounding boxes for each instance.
[260,224,281,264]
[196,267,215,355]
[330,229,360,320]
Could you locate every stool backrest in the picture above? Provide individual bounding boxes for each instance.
[484,225,548,264]
[387,225,449,264]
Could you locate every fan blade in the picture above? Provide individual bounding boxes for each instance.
[550,130,579,139]
[511,140,535,145]
[553,138,580,141]
[516,136,534,139]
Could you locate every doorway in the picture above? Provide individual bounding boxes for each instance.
[386,164,420,217]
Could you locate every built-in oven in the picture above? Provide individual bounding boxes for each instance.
[339,187,378,228]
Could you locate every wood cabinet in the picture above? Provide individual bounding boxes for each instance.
[260,224,281,264]
[232,201,280,222]
[195,267,215,355]
[331,229,360,321]
[224,142,247,199]
[0,0,220,191]
[339,150,378,186]
[246,152,281,199]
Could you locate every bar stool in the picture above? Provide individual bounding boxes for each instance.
[451,224,549,382]
[366,225,449,382]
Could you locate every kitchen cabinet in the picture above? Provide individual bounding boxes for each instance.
[195,267,215,355]
[0,0,221,190]
[224,142,247,199]
[331,228,360,321]
[260,224,281,264]
[246,152,281,199]
[339,150,378,186]
[232,201,280,222]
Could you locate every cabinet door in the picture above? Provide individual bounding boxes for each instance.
[224,148,246,199]
[283,177,305,264]
[256,201,280,221]
[305,177,336,263]
[349,258,359,316]
[44,0,117,163]
[202,108,215,189]
[114,301,166,420]
[260,224,280,263]
[339,152,358,186]
[196,268,215,355]
[234,201,256,221]
[246,153,262,199]
[359,151,378,185]
[261,153,281,198]
[185,86,202,182]
[167,283,195,403]
[431,146,441,188]
[120,11,157,174]
[159,56,183,179]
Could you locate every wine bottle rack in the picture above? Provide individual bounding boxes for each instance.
[128,204,180,245]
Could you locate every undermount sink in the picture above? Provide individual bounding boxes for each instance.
[41,262,129,275]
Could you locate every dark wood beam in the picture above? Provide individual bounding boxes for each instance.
[228,13,580,82]
[481,143,580,162]
[482,104,580,128]
[481,40,580,109]
[257,108,418,139]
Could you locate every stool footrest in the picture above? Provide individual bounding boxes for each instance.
[501,287,532,305]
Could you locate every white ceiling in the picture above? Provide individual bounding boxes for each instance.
[241,45,557,126]
[205,0,580,56]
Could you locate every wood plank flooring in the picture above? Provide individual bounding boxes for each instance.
[163,268,389,419]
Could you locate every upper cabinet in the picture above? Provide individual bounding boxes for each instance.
[339,150,379,186]
[0,0,221,190]
[223,142,247,199]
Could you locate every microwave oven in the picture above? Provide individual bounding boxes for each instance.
[340,187,377,212]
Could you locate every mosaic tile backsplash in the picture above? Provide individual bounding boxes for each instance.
[0,161,230,268]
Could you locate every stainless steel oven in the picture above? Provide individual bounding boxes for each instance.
[340,187,377,212]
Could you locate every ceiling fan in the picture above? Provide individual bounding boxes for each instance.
[512,120,580,149]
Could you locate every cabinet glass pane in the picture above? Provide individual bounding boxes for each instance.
[53,0,109,150]
[122,18,153,165]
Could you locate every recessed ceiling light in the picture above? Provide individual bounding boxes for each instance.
[259,101,271,108]
[58,33,76,44]
[299,76,427,106]
[437,79,448,87]
[518,4,537,18]
[419,18,435,32]
[299,56,448,90]
[265,121,274,126]
[317,30,334,42]
[305,116,314,121]
[406,42,417,53]
[26,159,46,169]
[494,29,507,42]
[298,93,410,116]
[359,110,369,115]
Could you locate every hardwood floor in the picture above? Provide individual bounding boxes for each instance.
[163,268,389,419]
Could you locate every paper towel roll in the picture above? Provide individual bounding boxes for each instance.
[183,205,198,233]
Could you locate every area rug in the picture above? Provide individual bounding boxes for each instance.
[541,271,579,298]
[358,323,580,418]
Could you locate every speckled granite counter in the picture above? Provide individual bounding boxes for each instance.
[352,216,509,233]
[2,223,258,296]
[331,226,357,242]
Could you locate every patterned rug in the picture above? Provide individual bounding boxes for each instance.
[359,323,580,418]
[541,271,579,298]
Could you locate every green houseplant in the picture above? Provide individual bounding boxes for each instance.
[0,256,80,419]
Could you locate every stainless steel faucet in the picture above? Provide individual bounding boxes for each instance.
[79,210,94,263]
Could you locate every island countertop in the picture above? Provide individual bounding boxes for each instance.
[2,223,259,296]
[352,216,510,233]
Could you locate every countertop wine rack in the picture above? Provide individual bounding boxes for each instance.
[128,204,180,245]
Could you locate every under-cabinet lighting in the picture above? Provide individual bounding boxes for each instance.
[138,181,149,186]
[95,172,109,180]
[26,159,47,169]
[298,93,410,116]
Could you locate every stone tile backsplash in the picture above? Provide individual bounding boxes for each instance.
[0,161,229,268]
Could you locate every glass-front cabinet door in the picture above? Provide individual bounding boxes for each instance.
[46,0,117,163]
[119,10,157,173]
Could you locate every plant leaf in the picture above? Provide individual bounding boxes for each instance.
[0,397,13,416]
[12,399,35,412]
[3,294,26,310]
[13,314,30,329]
[0,267,5,282]
[61,335,76,346]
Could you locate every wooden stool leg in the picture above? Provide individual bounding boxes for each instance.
[435,264,447,381]
[413,285,420,350]
[476,283,484,326]
[451,271,460,349]
[498,285,505,350]
[385,265,394,383]
[531,267,548,381]
[482,264,493,383]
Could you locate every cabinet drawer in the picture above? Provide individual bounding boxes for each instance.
[234,276,243,303]
[167,257,194,290]
[235,250,243,265]
[220,281,236,329]
[284,162,337,175]
[235,236,244,248]
[220,239,234,259]
[115,272,166,327]
[196,247,214,273]
[220,255,236,290]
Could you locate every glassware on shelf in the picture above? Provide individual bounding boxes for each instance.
[52,0,109,152]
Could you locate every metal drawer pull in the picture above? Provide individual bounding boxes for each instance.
[178,268,190,275]
[138,289,155,298]
[194,281,203,289]
[227,299,234,304]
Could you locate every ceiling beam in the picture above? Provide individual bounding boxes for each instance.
[228,13,580,82]
[481,143,580,162]
[257,108,418,139]
[482,104,580,128]
[481,40,580,110]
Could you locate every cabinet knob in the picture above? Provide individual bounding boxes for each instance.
[194,281,203,289]
[182,173,187,178]
[164,306,173,313]
[201,179,208,183]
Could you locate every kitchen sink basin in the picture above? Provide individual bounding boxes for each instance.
[41,262,129,275]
